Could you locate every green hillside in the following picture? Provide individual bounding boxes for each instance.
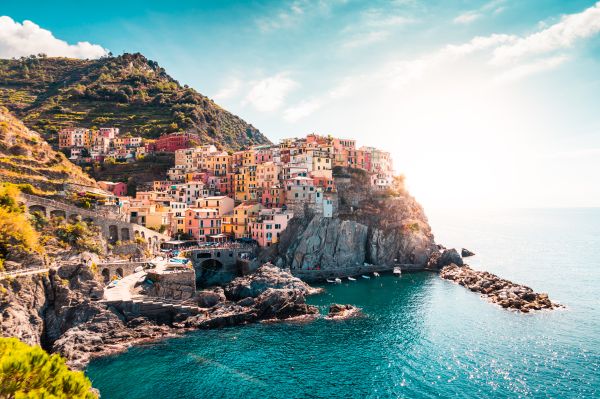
[0,53,269,150]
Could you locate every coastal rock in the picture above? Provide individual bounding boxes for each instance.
[195,287,226,308]
[325,304,362,320]
[273,172,438,279]
[440,264,561,312]
[461,248,476,257]
[224,263,318,300]
[52,311,176,370]
[437,248,464,268]
[254,288,319,320]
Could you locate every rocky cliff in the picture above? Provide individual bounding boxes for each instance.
[271,169,438,277]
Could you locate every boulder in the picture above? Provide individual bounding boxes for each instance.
[437,249,464,268]
[461,248,475,257]
[325,304,362,320]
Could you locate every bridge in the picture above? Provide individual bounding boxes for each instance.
[97,260,153,283]
[20,193,170,253]
[185,245,256,287]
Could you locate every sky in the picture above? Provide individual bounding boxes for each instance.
[1,0,600,209]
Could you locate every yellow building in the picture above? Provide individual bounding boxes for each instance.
[222,202,261,239]
[234,165,257,202]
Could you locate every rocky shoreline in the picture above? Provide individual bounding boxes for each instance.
[440,264,562,312]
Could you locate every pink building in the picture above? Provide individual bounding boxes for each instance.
[260,185,286,208]
[98,181,128,197]
[250,208,293,247]
[185,208,222,241]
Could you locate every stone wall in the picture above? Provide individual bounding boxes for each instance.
[146,270,196,300]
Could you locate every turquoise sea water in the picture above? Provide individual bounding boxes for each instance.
[86,209,600,398]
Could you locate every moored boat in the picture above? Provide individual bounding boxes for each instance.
[393,267,402,276]
[334,278,342,284]
[373,272,380,277]
[361,275,370,279]
[348,276,356,281]
[326,279,336,283]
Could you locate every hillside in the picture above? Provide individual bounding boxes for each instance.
[0,53,270,150]
[0,106,96,194]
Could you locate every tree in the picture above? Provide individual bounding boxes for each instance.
[0,337,97,398]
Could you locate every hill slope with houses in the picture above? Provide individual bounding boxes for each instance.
[0,53,270,151]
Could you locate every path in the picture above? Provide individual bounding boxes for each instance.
[0,267,50,279]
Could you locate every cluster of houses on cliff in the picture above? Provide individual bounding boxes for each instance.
[63,128,394,247]
[58,128,201,163]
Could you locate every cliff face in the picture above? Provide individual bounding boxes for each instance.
[273,170,437,276]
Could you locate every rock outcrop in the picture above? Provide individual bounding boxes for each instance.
[440,264,562,312]
[325,304,362,320]
[461,248,475,257]
[272,170,438,279]
[180,265,320,329]
[224,263,320,299]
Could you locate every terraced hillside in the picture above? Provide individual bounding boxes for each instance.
[0,53,269,150]
[0,107,96,194]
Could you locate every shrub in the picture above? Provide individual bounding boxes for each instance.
[0,337,97,398]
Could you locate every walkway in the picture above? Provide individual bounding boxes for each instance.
[0,266,50,279]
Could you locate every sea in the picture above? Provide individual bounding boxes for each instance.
[86,208,600,398]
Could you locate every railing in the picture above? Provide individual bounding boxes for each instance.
[0,266,49,279]
[132,295,198,307]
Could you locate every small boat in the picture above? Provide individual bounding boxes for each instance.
[373,272,380,277]
[326,279,336,283]
[393,267,402,276]
[334,278,342,284]
[347,276,356,281]
[361,275,370,279]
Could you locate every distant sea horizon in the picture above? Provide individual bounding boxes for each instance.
[87,207,600,398]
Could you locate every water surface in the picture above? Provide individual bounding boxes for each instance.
[87,208,600,398]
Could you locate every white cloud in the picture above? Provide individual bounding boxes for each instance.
[0,16,107,59]
[493,2,600,64]
[343,31,389,49]
[284,98,324,122]
[213,78,242,101]
[244,73,299,112]
[454,12,481,24]
[494,55,569,83]
[453,0,506,24]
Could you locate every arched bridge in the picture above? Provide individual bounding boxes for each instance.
[186,245,256,287]
[21,193,170,253]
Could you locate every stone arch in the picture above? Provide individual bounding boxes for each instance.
[200,259,223,271]
[108,225,119,243]
[101,268,110,283]
[141,231,145,239]
[121,228,130,241]
[116,268,124,278]
[50,209,66,219]
[134,230,140,238]
[28,205,47,217]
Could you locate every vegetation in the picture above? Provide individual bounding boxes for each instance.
[0,184,42,269]
[52,219,102,254]
[0,53,269,150]
[0,107,96,193]
[0,337,97,399]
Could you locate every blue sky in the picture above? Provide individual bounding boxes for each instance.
[2,0,600,208]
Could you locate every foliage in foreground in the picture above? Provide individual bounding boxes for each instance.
[0,337,97,399]
[0,184,41,270]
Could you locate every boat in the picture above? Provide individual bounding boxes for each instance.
[361,275,371,279]
[393,267,402,276]
[373,272,380,277]
[347,276,357,281]
[326,279,336,283]
[334,278,342,284]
